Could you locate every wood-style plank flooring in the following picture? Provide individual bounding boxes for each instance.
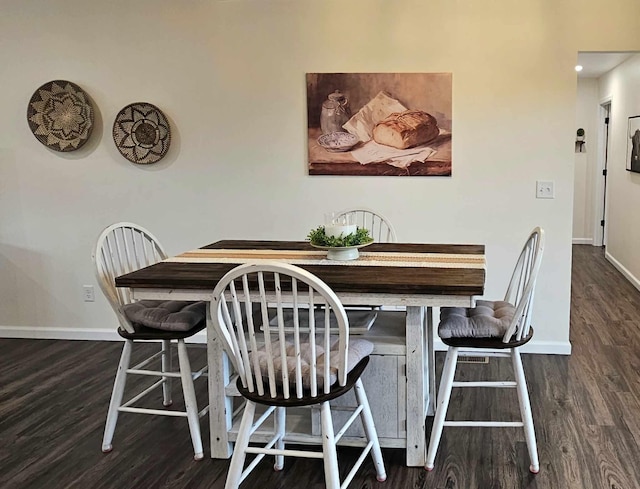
[1,245,640,488]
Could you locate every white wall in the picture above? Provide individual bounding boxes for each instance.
[573,78,599,244]
[2,0,640,353]
[598,54,640,289]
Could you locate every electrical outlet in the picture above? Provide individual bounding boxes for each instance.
[536,181,555,199]
[83,285,95,302]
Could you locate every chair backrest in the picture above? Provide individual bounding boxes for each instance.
[210,262,350,400]
[336,207,397,243]
[502,227,545,343]
[92,222,167,334]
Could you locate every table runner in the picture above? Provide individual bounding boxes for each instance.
[164,248,486,269]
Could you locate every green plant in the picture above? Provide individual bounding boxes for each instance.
[307,226,373,247]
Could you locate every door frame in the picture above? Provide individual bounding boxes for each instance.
[593,96,612,247]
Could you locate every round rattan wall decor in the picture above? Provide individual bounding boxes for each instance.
[113,102,171,164]
[27,80,95,152]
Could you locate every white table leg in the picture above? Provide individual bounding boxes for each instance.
[207,304,233,458]
[405,305,427,467]
[426,306,436,416]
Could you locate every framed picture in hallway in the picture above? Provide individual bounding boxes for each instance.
[627,115,640,173]
[306,72,452,177]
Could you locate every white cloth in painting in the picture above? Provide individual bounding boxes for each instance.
[351,140,437,169]
[342,91,408,143]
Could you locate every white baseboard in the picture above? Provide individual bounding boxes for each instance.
[0,326,207,343]
[604,251,640,292]
[1,325,570,354]
[572,238,593,245]
[435,339,572,355]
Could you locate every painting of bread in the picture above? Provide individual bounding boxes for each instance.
[372,110,439,149]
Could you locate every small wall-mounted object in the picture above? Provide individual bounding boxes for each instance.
[575,128,586,153]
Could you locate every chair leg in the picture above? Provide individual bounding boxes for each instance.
[225,400,256,489]
[512,348,540,474]
[177,340,204,461]
[274,406,286,471]
[320,401,340,489]
[425,347,459,471]
[102,340,133,453]
[353,378,386,482]
[161,340,173,407]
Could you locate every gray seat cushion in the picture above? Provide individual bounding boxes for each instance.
[123,300,206,332]
[250,338,374,389]
[438,300,515,339]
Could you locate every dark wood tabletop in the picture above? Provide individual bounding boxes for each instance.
[115,240,485,296]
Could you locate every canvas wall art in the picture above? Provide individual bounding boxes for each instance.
[628,115,640,173]
[306,73,452,176]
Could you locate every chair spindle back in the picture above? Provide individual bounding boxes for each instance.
[502,227,545,342]
[93,222,167,333]
[211,262,350,400]
[337,208,397,243]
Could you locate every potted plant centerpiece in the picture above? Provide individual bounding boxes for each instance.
[308,216,373,261]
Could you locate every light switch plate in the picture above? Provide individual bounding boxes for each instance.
[536,181,554,199]
[83,285,95,302]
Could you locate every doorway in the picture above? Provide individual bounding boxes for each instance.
[574,51,636,248]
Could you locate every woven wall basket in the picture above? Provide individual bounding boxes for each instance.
[113,102,171,164]
[27,80,95,152]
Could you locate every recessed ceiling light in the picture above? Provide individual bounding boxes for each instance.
[575,65,583,72]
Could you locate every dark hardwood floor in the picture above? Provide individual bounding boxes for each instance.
[1,245,639,488]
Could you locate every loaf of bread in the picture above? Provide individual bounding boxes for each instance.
[372,110,439,149]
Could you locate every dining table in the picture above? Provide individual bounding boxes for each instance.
[115,239,485,467]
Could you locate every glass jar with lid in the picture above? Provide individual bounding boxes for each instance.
[320,90,351,135]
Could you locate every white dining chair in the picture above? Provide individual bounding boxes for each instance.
[210,262,387,489]
[336,207,397,243]
[425,227,545,474]
[93,222,209,460]
[337,207,398,316]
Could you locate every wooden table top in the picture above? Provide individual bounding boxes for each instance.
[115,240,485,296]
